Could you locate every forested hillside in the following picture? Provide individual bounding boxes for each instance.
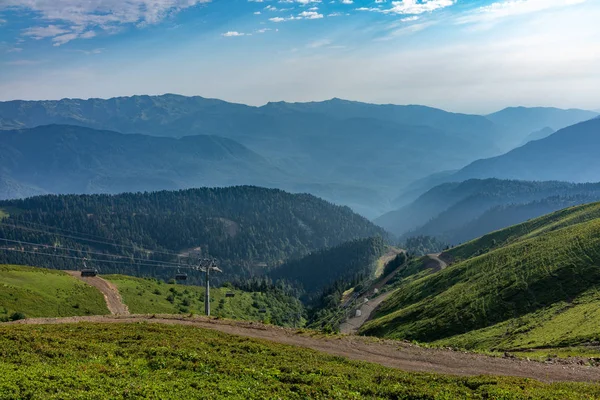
[376,179,600,244]
[0,187,386,282]
[270,237,386,300]
[361,202,600,352]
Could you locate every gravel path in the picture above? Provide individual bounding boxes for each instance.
[64,271,130,315]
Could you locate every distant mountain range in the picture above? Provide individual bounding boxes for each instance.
[520,126,555,145]
[0,123,482,216]
[0,95,597,217]
[453,118,600,183]
[485,106,598,148]
[376,178,600,244]
[0,125,289,198]
[395,118,600,207]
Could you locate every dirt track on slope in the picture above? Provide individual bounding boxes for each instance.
[425,253,448,271]
[339,292,394,334]
[8,315,600,383]
[340,249,404,334]
[64,271,129,315]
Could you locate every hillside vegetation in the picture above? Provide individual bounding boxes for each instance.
[0,265,108,320]
[0,323,598,399]
[0,187,386,282]
[105,275,304,327]
[362,202,600,352]
[270,237,386,300]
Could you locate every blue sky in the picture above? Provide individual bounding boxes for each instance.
[1,0,599,113]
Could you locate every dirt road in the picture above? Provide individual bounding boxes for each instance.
[340,249,404,334]
[339,291,394,334]
[9,315,600,383]
[425,253,448,271]
[65,271,129,315]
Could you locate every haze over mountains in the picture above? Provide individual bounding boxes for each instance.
[485,107,598,148]
[453,119,600,183]
[0,124,288,198]
[0,94,597,219]
[376,179,600,244]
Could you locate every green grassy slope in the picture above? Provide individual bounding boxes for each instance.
[104,275,304,327]
[361,202,600,351]
[0,323,598,399]
[448,202,600,262]
[0,265,109,319]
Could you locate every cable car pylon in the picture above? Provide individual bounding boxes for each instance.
[190,254,222,316]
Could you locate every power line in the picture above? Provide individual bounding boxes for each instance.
[0,237,186,268]
[0,221,192,259]
[2,217,133,243]
[0,246,201,271]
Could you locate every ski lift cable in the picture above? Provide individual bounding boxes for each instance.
[0,237,185,268]
[3,217,197,259]
[0,247,202,270]
[2,217,141,244]
[0,221,193,259]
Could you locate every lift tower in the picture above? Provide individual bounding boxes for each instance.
[191,257,222,316]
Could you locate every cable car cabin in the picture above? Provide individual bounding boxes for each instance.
[259,308,267,314]
[225,292,235,298]
[175,273,188,281]
[81,269,98,277]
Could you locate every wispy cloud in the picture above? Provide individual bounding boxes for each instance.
[2,0,212,45]
[222,31,247,37]
[4,59,44,66]
[357,0,456,15]
[457,0,588,25]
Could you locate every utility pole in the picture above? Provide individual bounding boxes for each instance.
[191,256,222,317]
[204,264,211,316]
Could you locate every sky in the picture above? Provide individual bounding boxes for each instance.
[0,0,599,114]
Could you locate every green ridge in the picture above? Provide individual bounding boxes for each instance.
[0,265,109,319]
[361,202,600,352]
[105,275,304,327]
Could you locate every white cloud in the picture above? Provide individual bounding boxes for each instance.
[307,39,332,48]
[298,11,323,19]
[2,0,212,45]
[357,0,455,15]
[269,10,324,22]
[22,25,70,39]
[222,31,246,37]
[457,0,588,24]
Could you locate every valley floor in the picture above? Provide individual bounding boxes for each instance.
[8,314,600,383]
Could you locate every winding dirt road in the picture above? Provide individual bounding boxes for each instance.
[64,271,129,315]
[339,292,394,334]
[8,314,600,383]
[425,253,448,271]
[340,249,403,334]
